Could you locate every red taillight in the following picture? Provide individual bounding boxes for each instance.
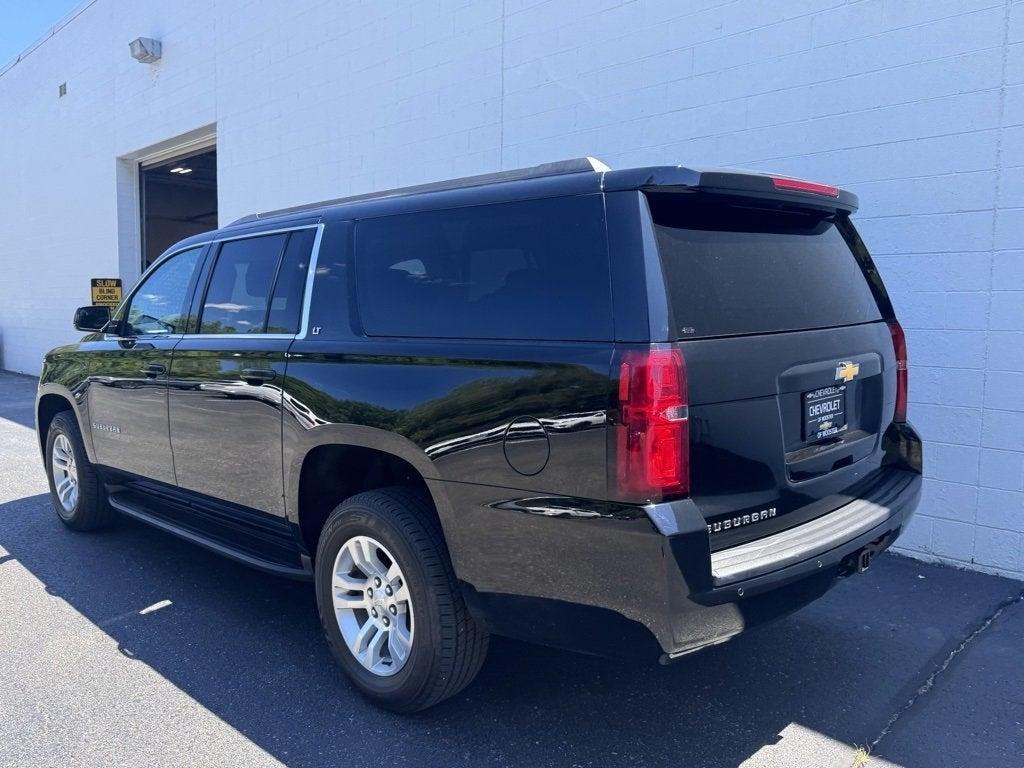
[888,320,908,423]
[617,347,689,501]
[771,176,840,198]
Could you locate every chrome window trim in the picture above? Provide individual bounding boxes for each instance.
[178,334,297,340]
[102,332,187,342]
[135,222,325,341]
[296,223,325,340]
[210,222,320,244]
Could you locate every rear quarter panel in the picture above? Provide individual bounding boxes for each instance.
[281,339,615,574]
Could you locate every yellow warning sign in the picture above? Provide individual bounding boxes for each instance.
[90,278,123,308]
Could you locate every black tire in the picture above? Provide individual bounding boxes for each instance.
[315,486,489,712]
[44,411,115,531]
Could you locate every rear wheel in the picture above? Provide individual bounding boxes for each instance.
[45,411,115,531]
[315,487,488,712]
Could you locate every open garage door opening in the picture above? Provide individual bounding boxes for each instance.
[140,147,217,268]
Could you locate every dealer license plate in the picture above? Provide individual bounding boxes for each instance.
[803,385,847,441]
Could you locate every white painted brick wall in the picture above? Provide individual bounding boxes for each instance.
[1,0,1022,578]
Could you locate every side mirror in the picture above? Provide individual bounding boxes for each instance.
[74,305,111,332]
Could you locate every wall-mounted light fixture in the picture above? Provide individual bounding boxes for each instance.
[128,37,162,64]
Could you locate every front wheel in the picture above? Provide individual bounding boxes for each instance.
[44,411,115,531]
[315,487,488,712]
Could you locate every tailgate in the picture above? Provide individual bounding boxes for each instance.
[683,322,899,550]
[645,188,901,549]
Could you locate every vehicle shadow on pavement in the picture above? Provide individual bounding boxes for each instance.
[2,491,1020,768]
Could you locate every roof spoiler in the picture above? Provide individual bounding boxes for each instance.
[229,156,611,226]
[604,166,859,213]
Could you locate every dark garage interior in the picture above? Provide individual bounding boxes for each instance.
[140,147,218,268]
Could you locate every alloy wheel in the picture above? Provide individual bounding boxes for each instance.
[50,433,79,512]
[331,535,414,676]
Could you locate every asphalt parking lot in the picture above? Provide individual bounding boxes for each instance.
[1,370,1022,768]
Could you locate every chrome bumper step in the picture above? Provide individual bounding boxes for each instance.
[710,472,918,586]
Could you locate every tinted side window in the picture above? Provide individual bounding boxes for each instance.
[648,194,883,339]
[354,195,611,341]
[125,247,203,336]
[267,228,316,333]
[199,234,287,334]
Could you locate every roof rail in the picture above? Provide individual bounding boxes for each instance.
[228,156,611,226]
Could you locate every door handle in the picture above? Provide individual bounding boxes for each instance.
[141,363,166,377]
[241,368,277,385]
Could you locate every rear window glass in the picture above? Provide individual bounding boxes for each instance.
[354,195,611,341]
[267,228,315,333]
[200,234,286,334]
[647,194,882,339]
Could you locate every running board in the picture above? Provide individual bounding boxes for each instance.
[108,495,313,580]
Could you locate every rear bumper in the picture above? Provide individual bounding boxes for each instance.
[659,467,920,660]
[458,464,921,662]
[709,470,916,587]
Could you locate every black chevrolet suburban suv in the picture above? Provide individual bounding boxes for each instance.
[37,158,922,711]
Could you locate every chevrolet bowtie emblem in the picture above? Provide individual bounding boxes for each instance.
[835,361,859,383]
